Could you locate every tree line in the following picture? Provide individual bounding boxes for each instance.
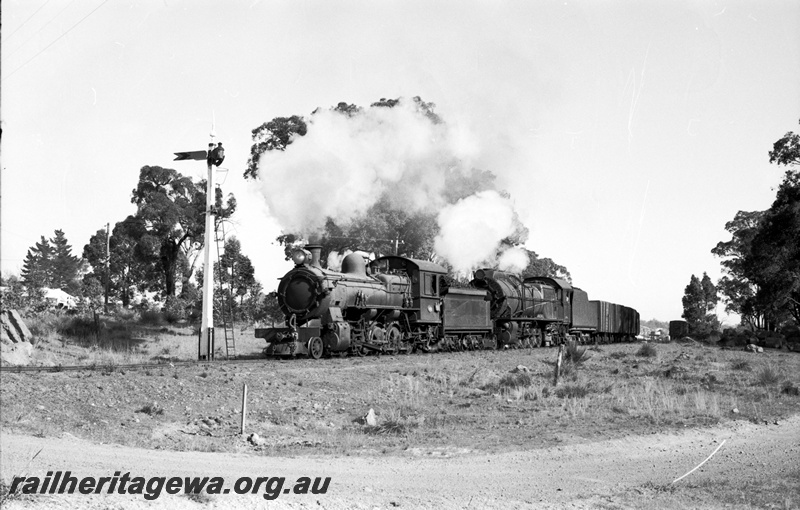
[682,119,800,334]
[6,95,577,324]
[5,166,274,324]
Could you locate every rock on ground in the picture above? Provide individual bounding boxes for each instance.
[1,309,32,345]
[1,309,34,365]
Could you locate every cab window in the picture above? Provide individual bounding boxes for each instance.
[423,273,438,296]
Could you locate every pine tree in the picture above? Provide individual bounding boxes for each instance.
[681,274,704,326]
[682,273,720,336]
[21,236,53,288]
[50,229,82,293]
[21,230,82,293]
[700,272,718,315]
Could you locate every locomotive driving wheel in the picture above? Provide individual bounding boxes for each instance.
[307,337,324,360]
[384,324,402,355]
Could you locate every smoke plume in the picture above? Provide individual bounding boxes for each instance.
[257,99,479,233]
[256,98,530,272]
[497,246,530,273]
[433,190,527,274]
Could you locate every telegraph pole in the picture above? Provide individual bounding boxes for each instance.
[104,222,110,313]
[174,134,225,361]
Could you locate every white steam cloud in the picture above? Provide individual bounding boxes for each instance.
[257,99,530,273]
[497,246,530,273]
[434,190,525,274]
[257,99,479,233]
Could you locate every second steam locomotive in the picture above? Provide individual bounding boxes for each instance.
[256,245,639,358]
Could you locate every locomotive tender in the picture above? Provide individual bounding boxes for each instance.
[255,245,639,358]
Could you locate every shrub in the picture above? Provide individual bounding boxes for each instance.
[730,359,751,371]
[163,296,189,324]
[365,406,424,435]
[564,341,589,365]
[555,383,592,399]
[757,366,782,386]
[136,402,164,416]
[781,381,799,396]
[114,308,138,322]
[140,310,166,326]
[636,343,658,358]
[498,371,533,389]
[1,283,49,315]
[25,313,68,340]
[60,315,99,339]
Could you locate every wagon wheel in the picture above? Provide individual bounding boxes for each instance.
[450,337,460,352]
[384,325,402,355]
[307,337,324,360]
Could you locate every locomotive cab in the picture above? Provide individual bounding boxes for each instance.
[369,256,447,325]
[522,276,572,323]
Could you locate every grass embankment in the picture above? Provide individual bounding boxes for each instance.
[1,338,798,457]
[16,311,265,367]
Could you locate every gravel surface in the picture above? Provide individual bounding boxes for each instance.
[2,340,799,508]
[2,413,799,509]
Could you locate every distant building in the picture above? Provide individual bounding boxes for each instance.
[42,288,78,310]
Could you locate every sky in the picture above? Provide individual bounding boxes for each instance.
[2,0,799,324]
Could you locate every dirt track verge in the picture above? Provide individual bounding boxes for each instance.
[1,341,799,508]
[1,413,799,509]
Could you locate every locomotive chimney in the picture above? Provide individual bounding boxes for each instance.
[305,244,322,268]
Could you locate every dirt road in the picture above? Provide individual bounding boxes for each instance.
[2,413,798,509]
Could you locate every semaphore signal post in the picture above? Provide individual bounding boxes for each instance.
[174,134,225,361]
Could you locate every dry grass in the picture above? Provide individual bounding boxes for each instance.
[636,343,658,358]
[2,339,799,457]
[757,365,783,386]
[22,319,264,367]
[564,342,590,365]
[730,359,752,371]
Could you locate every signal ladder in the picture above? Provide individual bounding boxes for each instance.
[214,217,236,360]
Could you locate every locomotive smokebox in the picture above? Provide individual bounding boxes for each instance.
[305,244,323,268]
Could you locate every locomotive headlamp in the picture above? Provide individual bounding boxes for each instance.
[474,269,486,280]
[291,250,308,265]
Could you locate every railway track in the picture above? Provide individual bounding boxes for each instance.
[0,335,628,375]
[0,343,537,374]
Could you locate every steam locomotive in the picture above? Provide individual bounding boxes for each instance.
[255,245,640,358]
